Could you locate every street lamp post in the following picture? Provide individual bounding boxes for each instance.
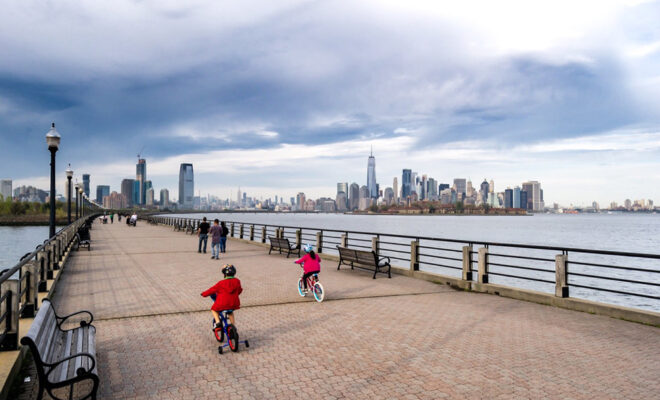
[75,183,80,219]
[66,164,73,224]
[46,123,61,238]
[79,188,84,218]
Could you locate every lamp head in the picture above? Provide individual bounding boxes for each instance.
[45,123,61,150]
[65,163,73,178]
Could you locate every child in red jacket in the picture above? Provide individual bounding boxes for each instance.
[201,264,243,328]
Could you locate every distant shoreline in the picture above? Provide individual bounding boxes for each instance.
[0,215,70,226]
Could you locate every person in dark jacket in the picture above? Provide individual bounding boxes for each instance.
[201,264,242,328]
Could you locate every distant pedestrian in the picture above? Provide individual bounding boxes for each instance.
[198,217,210,254]
[110,213,114,224]
[130,214,138,226]
[209,219,222,259]
[220,221,229,253]
[118,214,122,222]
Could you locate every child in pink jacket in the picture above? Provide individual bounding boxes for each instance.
[295,244,321,292]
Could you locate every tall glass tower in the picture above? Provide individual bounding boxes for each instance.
[178,163,194,209]
[136,159,146,205]
[82,174,90,197]
[401,169,412,199]
[366,148,377,199]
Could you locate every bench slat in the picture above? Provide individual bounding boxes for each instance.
[58,330,73,383]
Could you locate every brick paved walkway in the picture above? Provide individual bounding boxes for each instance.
[11,221,660,399]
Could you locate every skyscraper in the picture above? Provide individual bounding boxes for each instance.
[0,179,12,200]
[366,149,377,199]
[146,188,155,206]
[513,186,521,208]
[160,188,170,208]
[121,179,135,207]
[454,179,467,198]
[337,182,348,196]
[480,179,489,204]
[392,177,398,205]
[82,174,90,197]
[178,163,194,209]
[96,185,110,204]
[349,182,360,210]
[136,159,146,205]
[133,180,140,206]
[401,169,412,200]
[520,190,528,211]
[522,181,543,211]
[504,188,513,208]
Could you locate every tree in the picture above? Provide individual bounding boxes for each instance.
[454,201,464,213]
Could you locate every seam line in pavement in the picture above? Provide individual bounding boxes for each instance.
[91,290,456,322]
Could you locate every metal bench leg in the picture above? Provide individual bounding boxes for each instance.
[268,246,273,255]
[337,258,342,270]
[373,268,378,279]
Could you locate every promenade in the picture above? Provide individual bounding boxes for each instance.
[13,221,660,399]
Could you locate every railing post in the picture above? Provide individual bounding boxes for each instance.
[296,229,302,249]
[261,226,267,243]
[0,278,19,350]
[230,223,235,237]
[478,247,489,284]
[316,231,323,253]
[555,253,569,298]
[462,245,473,281]
[250,225,255,241]
[340,233,347,248]
[239,224,244,239]
[22,261,38,317]
[54,239,61,270]
[46,245,54,280]
[372,236,379,255]
[410,239,419,271]
[37,251,47,292]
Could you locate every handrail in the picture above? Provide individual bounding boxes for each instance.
[159,215,660,261]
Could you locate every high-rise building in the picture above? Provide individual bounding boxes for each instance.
[337,182,348,196]
[438,183,449,193]
[178,163,194,209]
[160,189,170,208]
[96,185,110,204]
[121,179,135,207]
[489,179,495,194]
[296,192,306,210]
[349,183,360,210]
[103,191,127,209]
[136,159,146,205]
[454,179,466,199]
[520,190,528,212]
[133,180,140,206]
[82,174,90,197]
[401,169,412,200]
[479,179,489,204]
[366,149,377,199]
[144,180,153,197]
[522,181,543,211]
[513,186,521,208]
[504,188,513,208]
[384,187,394,205]
[358,185,371,210]
[336,192,348,211]
[146,188,155,206]
[392,177,398,205]
[0,179,12,200]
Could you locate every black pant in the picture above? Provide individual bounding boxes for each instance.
[302,271,320,289]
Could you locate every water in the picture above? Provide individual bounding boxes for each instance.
[169,212,660,312]
[0,226,57,274]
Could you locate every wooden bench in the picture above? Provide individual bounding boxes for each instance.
[20,299,99,400]
[337,246,391,279]
[268,237,300,258]
[76,227,91,251]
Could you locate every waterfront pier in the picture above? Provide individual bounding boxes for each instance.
[3,219,660,399]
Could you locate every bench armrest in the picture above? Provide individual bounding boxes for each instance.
[46,353,96,378]
[57,310,94,329]
[378,256,391,265]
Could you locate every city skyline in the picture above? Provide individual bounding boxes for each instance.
[1,1,659,205]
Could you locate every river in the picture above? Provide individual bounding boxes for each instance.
[1,214,658,312]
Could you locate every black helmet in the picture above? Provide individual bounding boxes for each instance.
[222,264,236,277]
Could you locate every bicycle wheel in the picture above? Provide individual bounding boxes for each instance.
[313,282,324,302]
[297,278,305,297]
[227,324,239,352]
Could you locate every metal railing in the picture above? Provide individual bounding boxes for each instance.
[0,213,100,351]
[150,215,660,313]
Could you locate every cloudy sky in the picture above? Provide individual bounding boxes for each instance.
[1,0,659,206]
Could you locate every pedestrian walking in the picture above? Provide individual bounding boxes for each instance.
[110,213,114,224]
[198,217,210,253]
[220,221,229,253]
[209,219,222,259]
